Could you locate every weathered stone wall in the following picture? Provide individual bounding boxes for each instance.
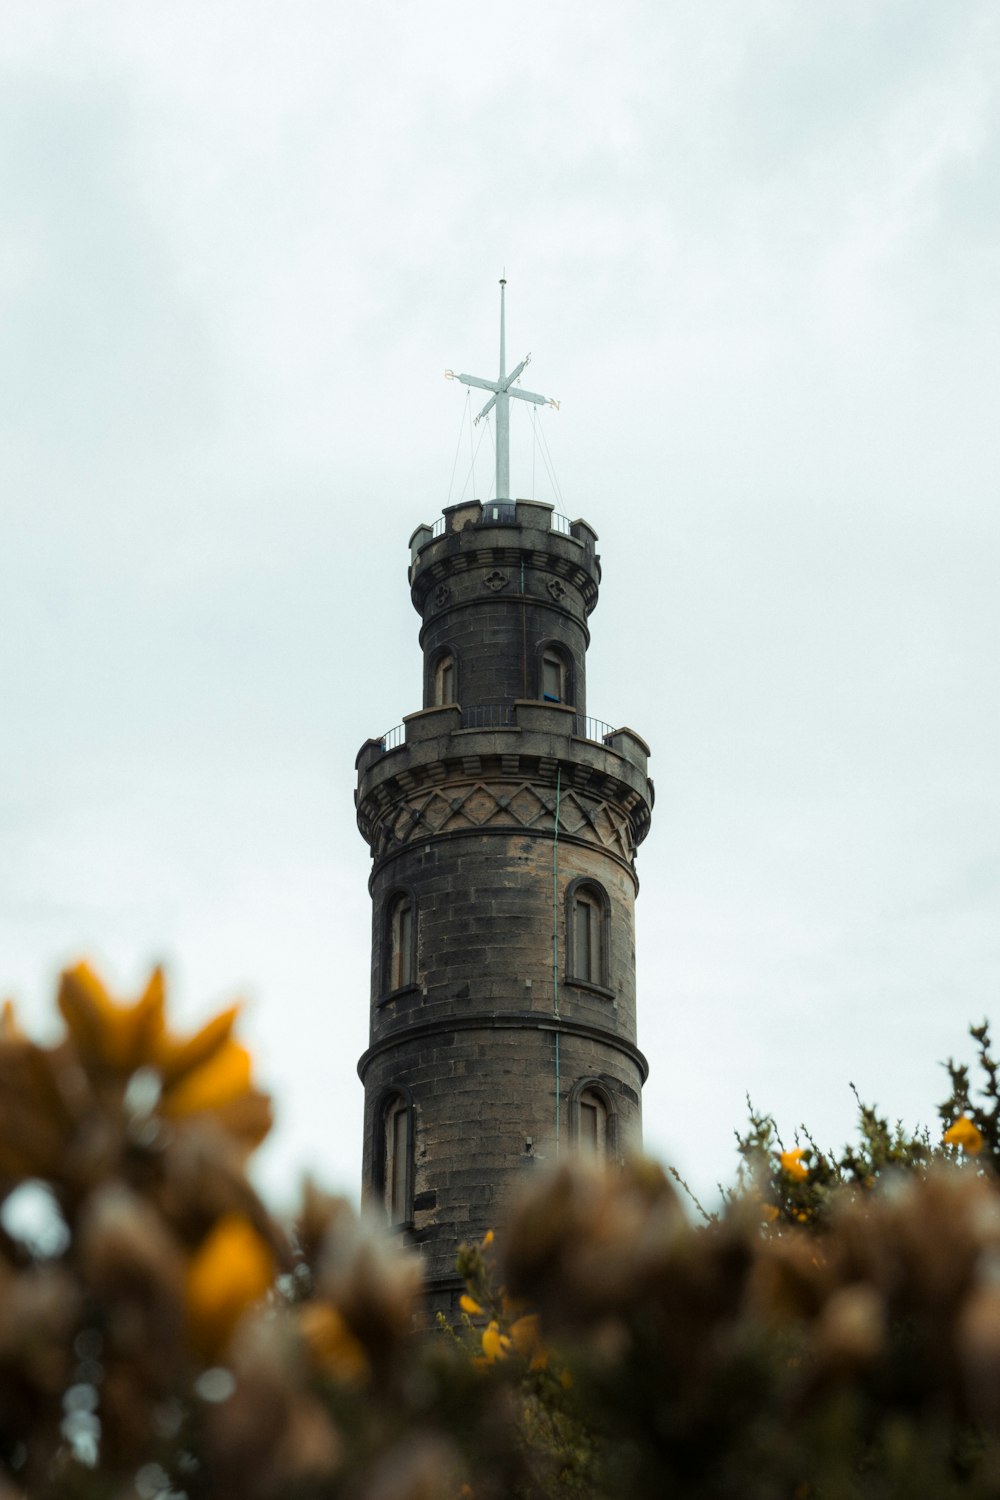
[360,1024,645,1295]
[420,590,588,715]
[368,825,638,1041]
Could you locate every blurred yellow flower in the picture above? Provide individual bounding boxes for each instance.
[161,1038,252,1116]
[57,963,272,1152]
[460,1294,484,1316]
[0,999,23,1040]
[185,1213,275,1358]
[509,1312,540,1355]
[509,1312,549,1369]
[943,1115,984,1155]
[481,1321,511,1363]
[59,962,165,1073]
[779,1149,809,1182]
[298,1300,370,1385]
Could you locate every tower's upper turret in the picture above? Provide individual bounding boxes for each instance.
[408,498,600,719]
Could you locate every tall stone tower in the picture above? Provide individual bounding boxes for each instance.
[355,289,654,1308]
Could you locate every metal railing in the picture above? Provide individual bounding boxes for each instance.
[428,506,572,537]
[376,706,619,753]
[461,702,514,729]
[573,714,617,745]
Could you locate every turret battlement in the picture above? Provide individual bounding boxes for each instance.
[409,499,600,593]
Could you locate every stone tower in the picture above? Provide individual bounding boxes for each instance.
[355,294,654,1309]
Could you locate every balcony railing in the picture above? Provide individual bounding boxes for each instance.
[376,705,620,754]
[379,723,406,752]
[460,702,514,729]
[572,715,616,745]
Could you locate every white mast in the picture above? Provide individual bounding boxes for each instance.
[446,279,559,501]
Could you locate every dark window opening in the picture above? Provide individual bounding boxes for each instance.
[434,653,456,706]
[383,1095,411,1224]
[578,1088,608,1157]
[542,649,567,703]
[386,892,416,993]
[573,890,603,984]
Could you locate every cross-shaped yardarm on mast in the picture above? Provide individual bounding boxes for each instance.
[446,278,560,502]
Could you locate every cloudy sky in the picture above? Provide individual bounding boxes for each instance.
[2,0,998,1210]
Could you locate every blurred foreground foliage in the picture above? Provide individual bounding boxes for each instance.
[1,966,999,1499]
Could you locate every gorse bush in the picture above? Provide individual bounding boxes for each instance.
[0,964,997,1499]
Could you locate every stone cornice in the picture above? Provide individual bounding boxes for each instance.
[410,513,601,616]
[357,1011,650,1084]
[357,748,652,869]
[357,706,653,865]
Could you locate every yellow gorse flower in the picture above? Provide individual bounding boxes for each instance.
[460,1294,485,1317]
[298,1300,370,1385]
[779,1148,809,1182]
[185,1213,275,1357]
[57,962,272,1151]
[481,1320,512,1363]
[58,962,165,1073]
[943,1114,984,1155]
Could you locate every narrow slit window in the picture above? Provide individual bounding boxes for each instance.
[541,649,567,703]
[434,653,456,706]
[384,1097,411,1224]
[387,893,415,991]
[574,891,602,983]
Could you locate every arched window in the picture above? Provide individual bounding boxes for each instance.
[570,1081,616,1160]
[433,652,457,706]
[566,880,610,989]
[578,1088,608,1157]
[381,1093,412,1225]
[384,890,417,993]
[541,647,568,704]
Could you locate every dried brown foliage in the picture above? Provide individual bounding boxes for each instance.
[3,966,1000,1500]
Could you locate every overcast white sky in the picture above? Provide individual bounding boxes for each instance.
[2,0,998,1210]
